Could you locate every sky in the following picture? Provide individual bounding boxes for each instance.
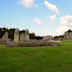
[0,0,72,36]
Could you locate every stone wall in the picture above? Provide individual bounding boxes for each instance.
[14,29,20,42]
[2,32,8,40]
[14,29,30,42]
[63,31,72,40]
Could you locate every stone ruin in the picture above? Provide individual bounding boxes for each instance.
[43,36,53,40]
[0,28,30,44]
[53,30,72,40]
[14,29,20,43]
[0,31,8,44]
[0,28,62,47]
[14,29,29,43]
[2,32,8,40]
[63,30,72,40]
[20,29,29,42]
[9,29,61,47]
[0,29,71,47]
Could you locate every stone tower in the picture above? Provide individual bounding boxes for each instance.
[14,29,19,42]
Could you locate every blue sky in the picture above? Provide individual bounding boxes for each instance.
[0,0,72,36]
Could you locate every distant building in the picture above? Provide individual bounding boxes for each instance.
[43,36,53,40]
[63,30,72,40]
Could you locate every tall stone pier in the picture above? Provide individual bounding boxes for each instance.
[14,29,19,42]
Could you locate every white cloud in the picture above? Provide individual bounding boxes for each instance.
[49,14,56,22]
[18,0,38,8]
[44,0,59,22]
[33,17,43,25]
[44,0,59,14]
[56,26,70,36]
[55,15,72,36]
[60,15,72,27]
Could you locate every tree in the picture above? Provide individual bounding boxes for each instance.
[29,33,35,39]
[67,29,72,33]
[34,36,43,40]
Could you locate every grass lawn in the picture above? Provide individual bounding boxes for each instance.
[0,40,72,72]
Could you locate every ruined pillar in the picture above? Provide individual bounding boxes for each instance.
[14,29,19,42]
[25,29,29,40]
[2,32,8,40]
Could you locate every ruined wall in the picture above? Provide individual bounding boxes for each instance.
[14,29,19,42]
[20,30,29,41]
[63,31,72,40]
[2,32,8,40]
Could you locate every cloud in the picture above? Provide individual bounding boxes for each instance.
[49,14,56,22]
[18,0,38,8]
[60,15,72,27]
[44,0,59,14]
[55,15,72,36]
[56,26,70,36]
[44,0,59,22]
[33,17,43,25]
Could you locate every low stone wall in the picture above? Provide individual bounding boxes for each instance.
[7,39,62,47]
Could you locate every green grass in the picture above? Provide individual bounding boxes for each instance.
[0,40,72,72]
